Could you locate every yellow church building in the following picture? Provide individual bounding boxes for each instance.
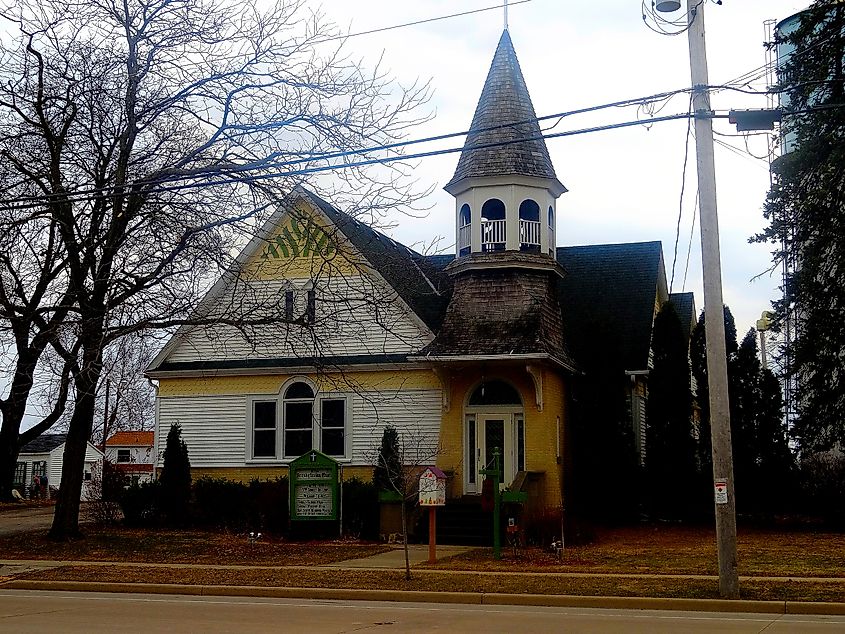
[147,30,693,521]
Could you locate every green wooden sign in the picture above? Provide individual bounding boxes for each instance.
[289,450,339,521]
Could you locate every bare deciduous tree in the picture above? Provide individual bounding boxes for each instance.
[0,0,430,538]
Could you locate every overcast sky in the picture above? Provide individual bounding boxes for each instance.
[318,0,810,336]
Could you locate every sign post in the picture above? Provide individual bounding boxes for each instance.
[480,448,502,560]
[418,467,446,564]
[289,450,339,523]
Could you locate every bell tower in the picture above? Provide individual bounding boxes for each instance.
[445,30,566,259]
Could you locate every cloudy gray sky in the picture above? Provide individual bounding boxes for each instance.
[319,0,809,336]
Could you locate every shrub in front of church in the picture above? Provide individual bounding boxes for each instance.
[341,477,379,540]
[119,481,161,526]
[191,476,289,534]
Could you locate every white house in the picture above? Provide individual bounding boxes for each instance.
[14,433,103,500]
[104,431,155,485]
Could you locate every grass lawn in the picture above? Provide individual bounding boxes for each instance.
[0,526,390,566]
[3,523,845,602]
[421,525,845,578]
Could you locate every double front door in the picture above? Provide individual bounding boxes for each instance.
[466,413,525,494]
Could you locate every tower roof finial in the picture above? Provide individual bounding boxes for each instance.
[504,0,508,30]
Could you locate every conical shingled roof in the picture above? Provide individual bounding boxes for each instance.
[446,30,561,190]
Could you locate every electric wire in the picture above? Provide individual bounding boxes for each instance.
[0,87,702,210]
[681,189,699,293]
[0,110,697,213]
[670,94,694,295]
[307,1,534,47]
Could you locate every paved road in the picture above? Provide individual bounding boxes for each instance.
[0,507,55,537]
[2,591,845,633]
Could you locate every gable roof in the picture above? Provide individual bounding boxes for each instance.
[445,30,562,191]
[306,191,453,330]
[668,292,696,344]
[106,431,154,447]
[147,189,453,374]
[20,433,66,454]
[557,241,664,372]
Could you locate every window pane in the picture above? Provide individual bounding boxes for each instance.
[254,401,276,429]
[467,418,476,485]
[285,290,294,321]
[322,429,345,456]
[253,429,276,458]
[285,429,312,457]
[285,382,314,399]
[286,402,313,429]
[306,289,316,323]
[117,449,131,463]
[321,399,345,428]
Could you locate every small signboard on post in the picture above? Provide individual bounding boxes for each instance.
[418,467,446,507]
[419,467,446,564]
[289,450,339,521]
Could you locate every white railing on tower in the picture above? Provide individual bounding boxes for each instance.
[519,219,541,246]
[458,224,472,251]
[481,219,506,249]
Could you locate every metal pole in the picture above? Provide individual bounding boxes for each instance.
[686,0,740,599]
[759,330,768,370]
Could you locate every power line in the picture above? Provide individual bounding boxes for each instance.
[308,1,534,46]
[0,87,699,209]
[0,111,697,212]
[670,95,694,295]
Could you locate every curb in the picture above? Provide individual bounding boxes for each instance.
[4,580,845,615]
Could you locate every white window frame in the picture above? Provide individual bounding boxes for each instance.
[116,448,131,463]
[245,378,352,464]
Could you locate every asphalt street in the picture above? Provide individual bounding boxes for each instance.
[2,590,845,633]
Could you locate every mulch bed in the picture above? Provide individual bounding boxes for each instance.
[0,526,389,566]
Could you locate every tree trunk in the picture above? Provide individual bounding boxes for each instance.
[49,362,99,540]
[0,352,39,501]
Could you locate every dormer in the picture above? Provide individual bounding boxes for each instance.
[446,30,566,259]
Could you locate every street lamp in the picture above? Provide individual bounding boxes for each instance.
[656,0,740,599]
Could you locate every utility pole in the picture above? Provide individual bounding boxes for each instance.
[684,0,740,599]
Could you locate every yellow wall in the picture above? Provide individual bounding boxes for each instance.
[170,465,374,483]
[158,369,440,397]
[437,365,566,508]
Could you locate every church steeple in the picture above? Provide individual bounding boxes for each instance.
[446,30,565,258]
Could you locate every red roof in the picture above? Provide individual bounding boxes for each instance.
[106,431,154,447]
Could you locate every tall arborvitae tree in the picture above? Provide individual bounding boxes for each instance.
[645,302,695,518]
[756,2,845,451]
[728,330,762,510]
[690,305,738,478]
[159,424,191,525]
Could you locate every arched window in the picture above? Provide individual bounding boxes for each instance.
[468,380,522,406]
[518,199,540,222]
[284,382,314,457]
[481,198,506,221]
[481,199,506,252]
[458,203,472,256]
[459,203,471,227]
[548,205,555,228]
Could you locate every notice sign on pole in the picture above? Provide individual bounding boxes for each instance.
[418,467,446,506]
[714,479,728,505]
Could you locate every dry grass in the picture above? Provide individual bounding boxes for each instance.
[422,525,845,578]
[0,526,389,566]
[16,565,845,603]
